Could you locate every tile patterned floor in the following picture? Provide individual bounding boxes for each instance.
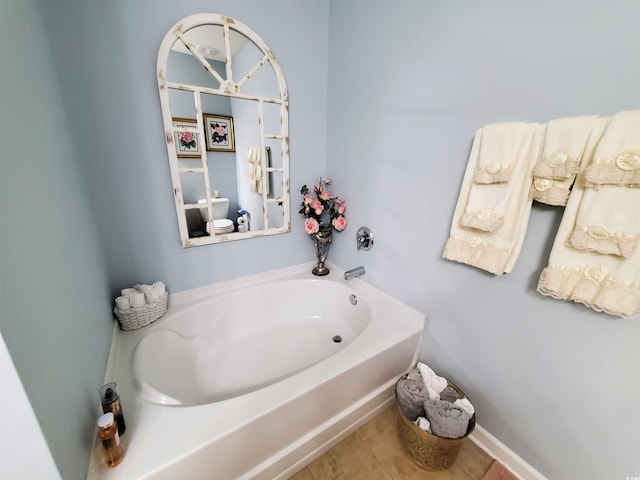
[289,405,494,480]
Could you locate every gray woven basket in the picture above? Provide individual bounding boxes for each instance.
[114,292,168,330]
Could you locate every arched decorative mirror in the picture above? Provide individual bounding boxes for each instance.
[157,14,290,247]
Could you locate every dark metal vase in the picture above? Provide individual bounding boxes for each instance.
[311,227,332,276]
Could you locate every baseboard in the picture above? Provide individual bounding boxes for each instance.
[469,424,547,480]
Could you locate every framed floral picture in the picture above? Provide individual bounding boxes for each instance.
[203,114,235,152]
[172,118,202,158]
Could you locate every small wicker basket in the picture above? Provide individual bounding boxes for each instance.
[396,373,476,471]
[114,292,168,331]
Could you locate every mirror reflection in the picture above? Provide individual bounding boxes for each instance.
[157,14,290,247]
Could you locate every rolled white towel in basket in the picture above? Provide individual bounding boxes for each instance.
[417,362,448,395]
[128,291,145,308]
[115,296,131,310]
[134,282,167,303]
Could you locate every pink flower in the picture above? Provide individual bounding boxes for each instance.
[311,199,324,215]
[332,215,347,231]
[336,199,347,214]
[180,132,194,143]
[305,217,319,234]
[319,190,332,201]
[303,194,313,205]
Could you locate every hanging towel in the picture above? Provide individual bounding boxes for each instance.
[584,110,640,187]
[529,115,600,206]
[248,146,261,193]
[473,122,528,184]
[443,124,545,275]
[537,118,640,318]
[461,123,540,233]
[566,186,640,258]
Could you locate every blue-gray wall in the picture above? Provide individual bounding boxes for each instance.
[1,0,639,479]
[0,1,114,478]
[326,2,640,480]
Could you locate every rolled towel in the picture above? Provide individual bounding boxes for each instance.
[134,284,156,303]
[406,367,422,382]
[414,416,432,433]
[454,397,475,416]
[396,377,429,421]
[152,282,166,298]
[115,296,131,310]
[427,386,440,400]
[129,291,146,308]
[424,399,472,439]
[121,288,136,297]
[440,386,460,403]
[417,362,447,393]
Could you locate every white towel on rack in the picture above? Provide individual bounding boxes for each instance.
[529,115,600,206]
[473,122,528,184]
[443,124,545,275]
[537,117,640,318]
[584,109,640,187]
[566,186,640,258]
[248,146,261,193]
[461,123,540,233]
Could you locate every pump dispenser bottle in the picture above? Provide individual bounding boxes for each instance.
[99,382,126,435]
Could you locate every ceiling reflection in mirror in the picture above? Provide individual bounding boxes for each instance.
[157,14,290,247]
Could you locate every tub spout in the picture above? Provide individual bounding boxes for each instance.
[344,266,366,280]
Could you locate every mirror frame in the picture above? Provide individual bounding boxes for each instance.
[157,14,290,247]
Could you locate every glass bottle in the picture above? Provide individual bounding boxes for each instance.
[97,412,124,467]
[99,382,126,435]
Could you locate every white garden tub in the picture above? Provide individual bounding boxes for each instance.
[87,263,424,479]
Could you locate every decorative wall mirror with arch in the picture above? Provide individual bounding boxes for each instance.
[157,14,290,247]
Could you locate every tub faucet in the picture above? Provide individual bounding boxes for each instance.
[344,266,366,280]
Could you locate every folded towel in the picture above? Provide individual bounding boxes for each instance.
[443,124,545,274]
[417,362,447,394]
[584,110,640,187]
[537,118,640,317]
[530,115,600,206]
[473,122,528,184]
[461,123,540,233]
[533,115,600,179]
[529,176,575,207]
[566,186,640,258]
[396,378,428,421]
[413,416,432,433]
[424,399,472,439]
[454,397,475,416]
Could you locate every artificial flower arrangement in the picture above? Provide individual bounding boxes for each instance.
[299,178,347,235]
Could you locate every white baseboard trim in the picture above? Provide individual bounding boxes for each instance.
[469,424,547,480]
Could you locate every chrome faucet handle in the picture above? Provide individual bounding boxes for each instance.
[356,226,373,251]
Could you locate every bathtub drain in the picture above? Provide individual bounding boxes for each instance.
[332,335,343,343]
